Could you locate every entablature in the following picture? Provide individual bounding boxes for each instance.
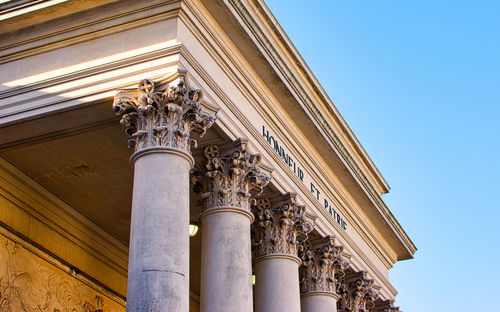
[193,0,416,261]
[0,0,415,300]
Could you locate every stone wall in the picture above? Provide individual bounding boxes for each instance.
[0,230,125,312]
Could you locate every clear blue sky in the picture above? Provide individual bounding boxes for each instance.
[265,1,500,311]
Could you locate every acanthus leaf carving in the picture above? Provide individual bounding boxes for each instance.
[191,139,271,212]
[252,193,314,258]
[372,299,400,312]
[112,74,216,154]
[0,233,124,312]
[299,236,350,295]
[338,271,380,312]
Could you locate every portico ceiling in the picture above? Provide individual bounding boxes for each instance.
[0,99,225,244]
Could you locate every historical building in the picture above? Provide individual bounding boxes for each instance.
[0,0,416,311]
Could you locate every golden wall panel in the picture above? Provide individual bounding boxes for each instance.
[0,230,125,312]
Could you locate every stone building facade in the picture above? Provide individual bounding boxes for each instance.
[0,0,416,311]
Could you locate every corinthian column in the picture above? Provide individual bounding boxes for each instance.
[192,139,271,312]
[113,73,216,312]
[372,300,400,312]
[252,193,313,312]
[300,236,349,312]
[338,271,380,312]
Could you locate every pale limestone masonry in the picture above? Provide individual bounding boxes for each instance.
[113,75,215,311]
[373,299,401,312]
[338,271,381,312]
[252,193,313,312]
[300,236,350,312]
[193,139,271,312]
[0,1,415,311]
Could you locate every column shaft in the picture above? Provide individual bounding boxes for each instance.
[113,74,216,312]
[255,255,301,312]
[301,293,338,312]
[252,194,313,312]
[127,151,192,312]
[193,140,271,312]
[200,210,253,312]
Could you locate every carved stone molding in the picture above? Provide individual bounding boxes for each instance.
[0,232,125,312]
[252,193,314,258]
[192,138,271,215]
[338,271,380,312]
[372,300,400,312]
[299,236,349,296]
[112,72,216,156]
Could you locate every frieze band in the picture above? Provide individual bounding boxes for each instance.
[112,76,394,312]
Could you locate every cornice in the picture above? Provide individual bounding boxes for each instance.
[0,0,130,35]
[0,0,180,63]
[251,0,390,196]
[175,7,398,295]
[222,0,415,259]
[0,44,182,124]
[0,0,414,297]
[179,43,398,298]
[0,44,182,101]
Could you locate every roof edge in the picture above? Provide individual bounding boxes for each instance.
[231,0,416,259]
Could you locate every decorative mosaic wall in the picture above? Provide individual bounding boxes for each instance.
[0,232,125,312]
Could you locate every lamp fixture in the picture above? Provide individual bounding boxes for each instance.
[189,222,199,237]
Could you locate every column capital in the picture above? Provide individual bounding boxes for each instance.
[299,236,349,296]
[372,300,400,312]
[338,271,380,312]
[112,73,217,159]
[252,193,314,259]
[192,139,271,217]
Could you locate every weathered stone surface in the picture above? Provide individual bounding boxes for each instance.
[115,74,216,312]
[254,255,302,312]
[338,271,380,312]
[252,193,313,258]
[193,139,271,312]
[252,193,313,312]
[301,294,339,312]
[300,236,349,295]
[113,73,216,154]
[372,299,400,312]
[192,138,271,213]
[126,152,191,312]
[0,232,125,312]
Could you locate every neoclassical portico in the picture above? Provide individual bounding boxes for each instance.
[113,73,217,311]
[112,76,386,312]
[109,72,403,311]
[0,1,415,312]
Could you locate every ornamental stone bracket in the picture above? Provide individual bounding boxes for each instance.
[251,193,314,259]
[372,300,400,312]
[112,71,217,158]
[338,271,380,312]
[299,235,350,298]
[191,138,272,217]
